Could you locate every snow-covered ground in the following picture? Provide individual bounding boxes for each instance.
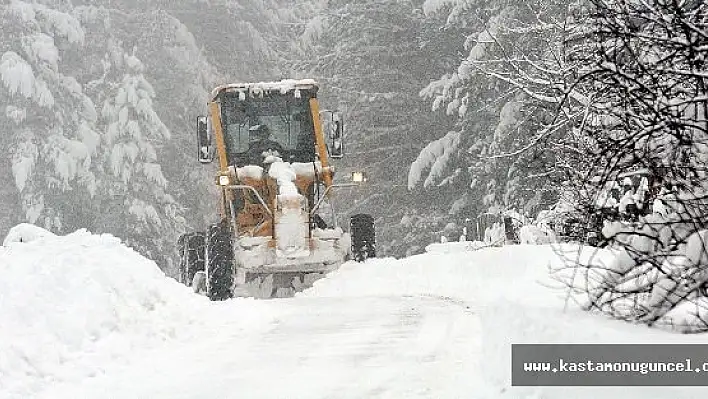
[0,226,207,398]
[37,296,481,399]
[1,224,705,398]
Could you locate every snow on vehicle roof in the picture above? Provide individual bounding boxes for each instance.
[211,79,318,101]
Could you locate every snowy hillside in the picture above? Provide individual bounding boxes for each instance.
[1,225,705,398]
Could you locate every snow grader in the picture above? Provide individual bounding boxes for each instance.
[177,79,375,299]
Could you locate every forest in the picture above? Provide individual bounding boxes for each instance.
[1,0,706,287]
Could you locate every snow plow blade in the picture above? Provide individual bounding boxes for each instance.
[234,270,331,299]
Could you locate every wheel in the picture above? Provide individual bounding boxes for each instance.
[177,232,205,286]
[206,220,234,301]
[350,214,376,262]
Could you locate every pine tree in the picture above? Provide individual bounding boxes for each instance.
[91,40,186,273]
[414,0,580,221]
[0,1,101,235]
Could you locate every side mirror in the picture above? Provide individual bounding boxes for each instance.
[197,115,212,163]
[319,110,345,159]
[329,111,344,159]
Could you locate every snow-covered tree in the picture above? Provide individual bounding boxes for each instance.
[0,0,316,272]
[89,39,186,272]
[0,1,100,235]
[556,0,708,333]
[413,0,583,221]
[0,2,195,274]
[99,8,223,235]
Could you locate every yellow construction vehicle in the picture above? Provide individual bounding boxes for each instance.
[177,79,375,299]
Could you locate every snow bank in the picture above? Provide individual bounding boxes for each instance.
[0,225,207,398]
[424,240,486,253]
[2,223,56,245]
[518,224,556,244]
[301,243,707,399]
[301,245,567,305]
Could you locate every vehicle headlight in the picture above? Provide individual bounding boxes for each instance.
[218,175,230,186]
[351,171,367,183]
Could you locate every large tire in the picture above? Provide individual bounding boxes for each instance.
[350,214,376,262]
[177,232,205,286]
[206,220,234,301]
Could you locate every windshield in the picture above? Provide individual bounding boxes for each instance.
[220,93,316,166]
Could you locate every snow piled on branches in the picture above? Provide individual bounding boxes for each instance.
[408,130,461,189]
[560,215,708,333]
[0,0,101,232]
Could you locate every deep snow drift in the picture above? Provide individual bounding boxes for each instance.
[0,225,209,398]
[2,224,706,399]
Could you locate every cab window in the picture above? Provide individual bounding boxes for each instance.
[220,93,315,166]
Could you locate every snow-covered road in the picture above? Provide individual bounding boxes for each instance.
[39,296,481,399]
[3,225,704,399]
